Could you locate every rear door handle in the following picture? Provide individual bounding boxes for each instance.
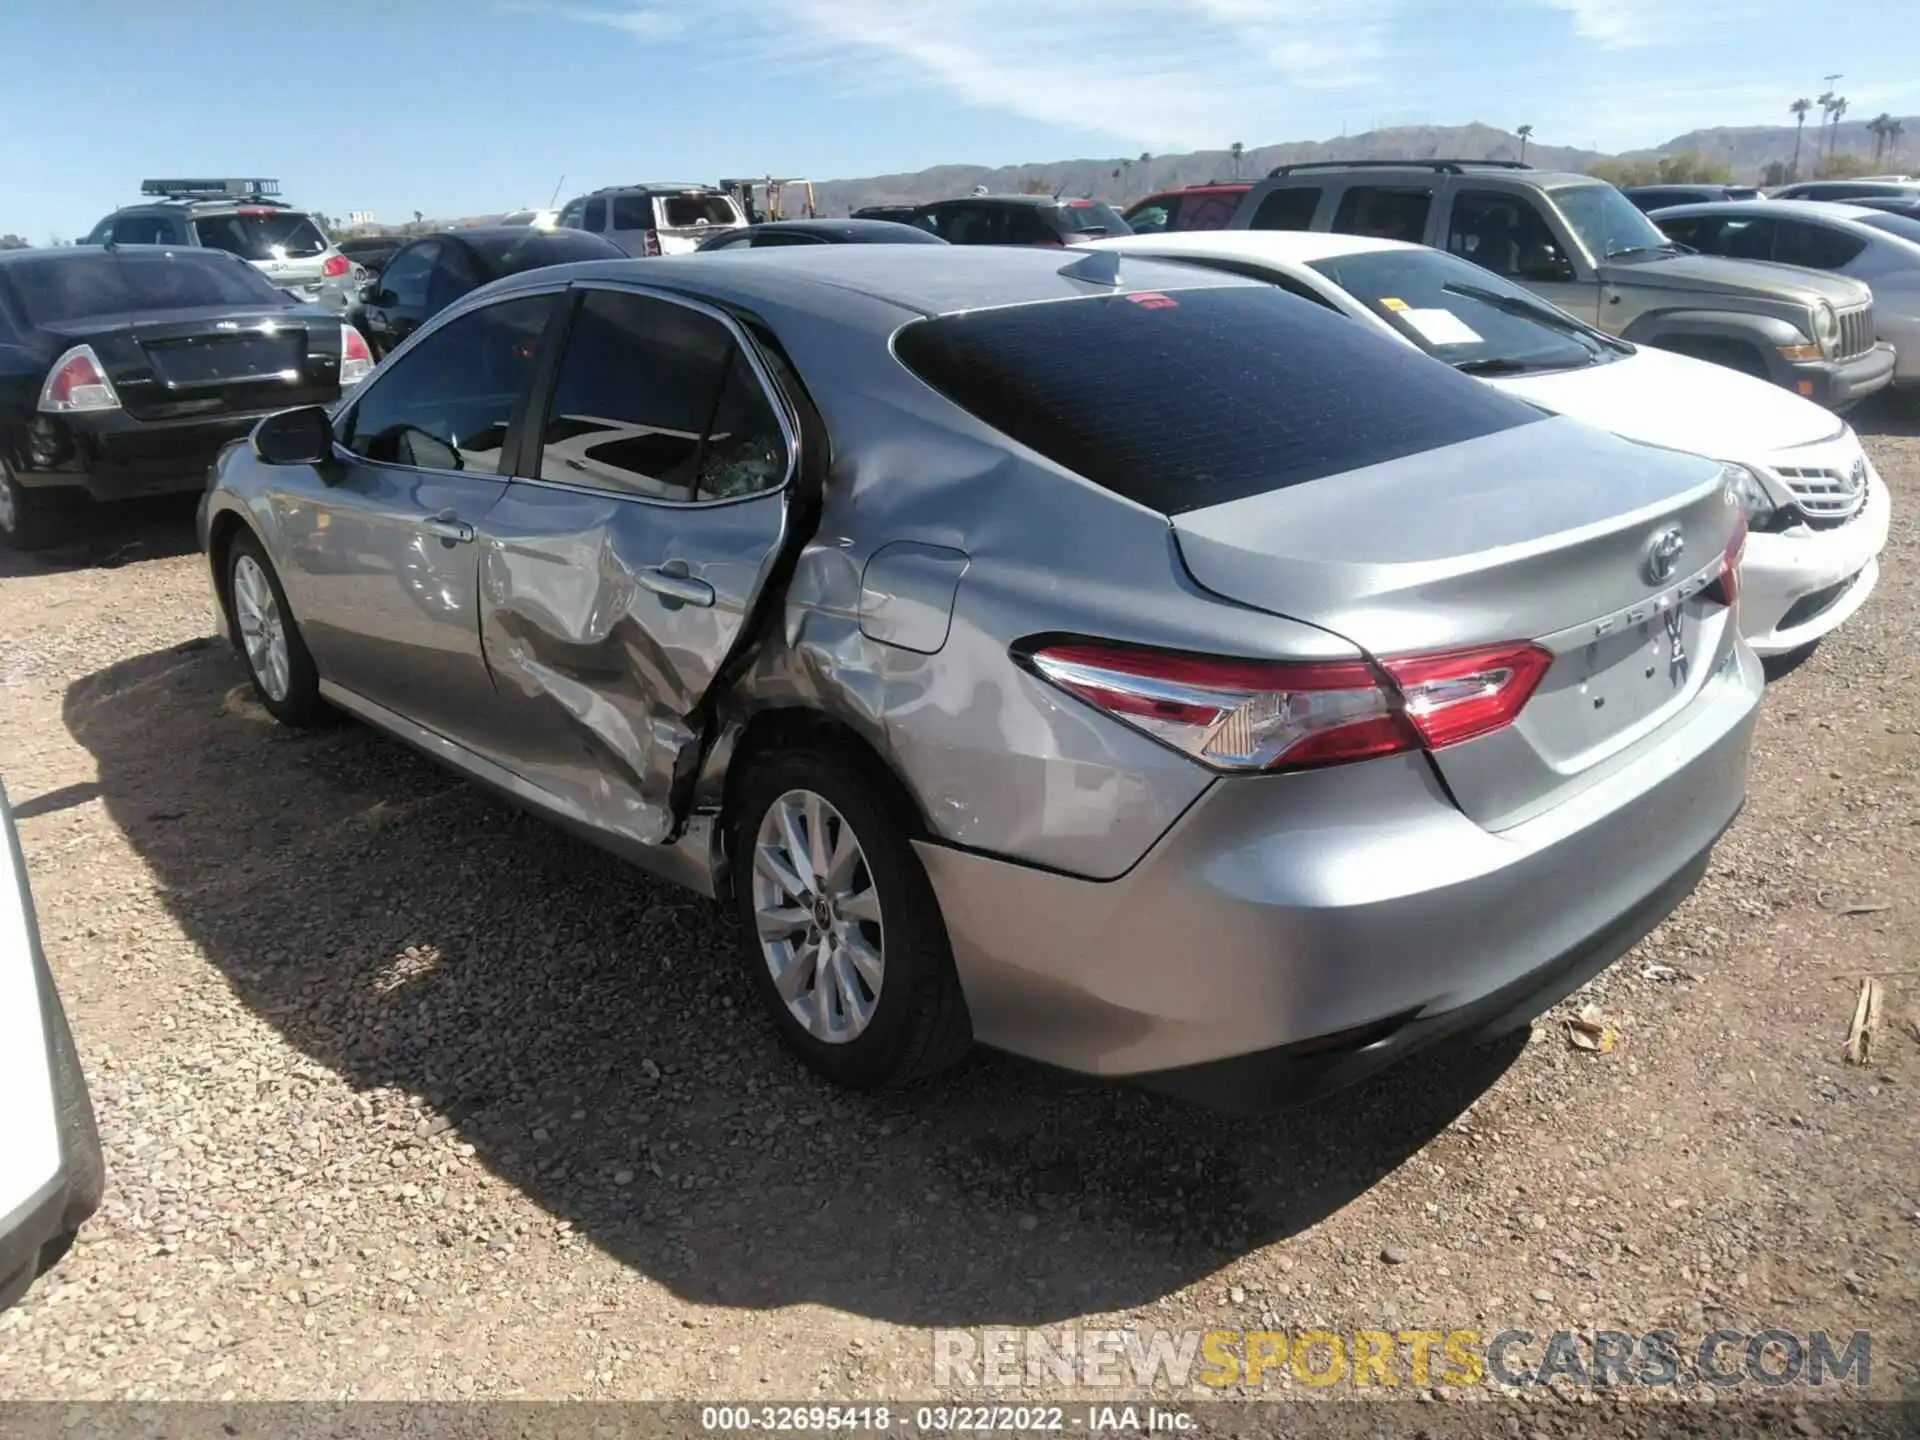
[423,509,474,544]
[639,564,716,607]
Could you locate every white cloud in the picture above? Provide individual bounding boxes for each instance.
[535,0,1402,149]
[507,2,684,39]
[1533,0,1773,49]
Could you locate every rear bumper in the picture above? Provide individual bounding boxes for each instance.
[1787,343,1896,409]
[1741,474,1891,657]
[14,409,271,502]
[918,643,1762,1111]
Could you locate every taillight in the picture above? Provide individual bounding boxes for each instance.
[340,324,375,385]
[643,229,662,257]
[37,344,120,413]
[1023,639,1552,774]
[322,253,351,278]
[1715,513,1748,612]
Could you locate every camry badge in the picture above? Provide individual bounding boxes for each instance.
[1645,528,1685,584]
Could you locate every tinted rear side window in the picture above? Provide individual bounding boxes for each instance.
[1,250,291,326]
[1249,186,1321,230]
[894,286,1541,515]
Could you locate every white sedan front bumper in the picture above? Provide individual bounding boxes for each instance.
[1740,467,1891,658]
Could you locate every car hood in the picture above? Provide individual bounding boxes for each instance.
[1486,345,1844,459]
[1599,252,1870,307]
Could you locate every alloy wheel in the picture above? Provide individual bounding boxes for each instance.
[232,554,291,703]
[750,788,885,1044]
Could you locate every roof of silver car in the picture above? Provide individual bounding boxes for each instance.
[485,245,1263,320]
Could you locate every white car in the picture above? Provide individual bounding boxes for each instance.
[1089,231,1890,661]
[0,780,103,1309]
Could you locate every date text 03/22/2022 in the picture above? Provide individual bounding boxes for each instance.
[699,1404,1197,1432]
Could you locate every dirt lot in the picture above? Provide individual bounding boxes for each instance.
[0,407,1915,1424]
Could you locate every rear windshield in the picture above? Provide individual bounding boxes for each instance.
[2,250,293,326]
[465,229,625,274]
[659,194,739,228]
[1856,212,1920,246]
[894,286,1540,515]
[1050,200,1132,236]
[192,210,329,260]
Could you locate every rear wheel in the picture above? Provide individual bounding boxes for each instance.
[732,742,971,1089]
[226,533,328,727]
[0,461,86,552]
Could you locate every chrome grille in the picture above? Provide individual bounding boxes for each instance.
[1836,304,1873,360]
[1775,456,1869,521]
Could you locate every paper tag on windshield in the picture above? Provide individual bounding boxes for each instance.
[1398,308,1483,346]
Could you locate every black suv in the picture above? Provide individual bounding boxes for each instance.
[911,194,1132,246]
[85,179,354,310]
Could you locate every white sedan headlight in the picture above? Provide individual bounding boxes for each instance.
[1723,463,1779,524]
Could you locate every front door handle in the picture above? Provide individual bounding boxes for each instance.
[639,564,716,608]
[423,509,474,544]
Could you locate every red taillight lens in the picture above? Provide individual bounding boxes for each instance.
[37,344,120,413]
[322,253,351,278]
[643,229,662,257]
[1716,514,1748,612]
[340,324,374,385]
[1382,643,1555,751]
[1024,638,1551,774]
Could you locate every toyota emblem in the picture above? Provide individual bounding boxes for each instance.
[1645,528,1685,584]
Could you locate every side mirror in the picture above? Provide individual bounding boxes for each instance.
[359,281,382,304]
[252,406,335,467]
[1520,248,1577,283]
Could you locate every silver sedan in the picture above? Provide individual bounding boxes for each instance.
[198,247,1762,1111]
[1652,199,1920,388]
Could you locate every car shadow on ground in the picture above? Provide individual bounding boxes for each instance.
[1851,390,1920,439]
[0,496,201,580]
[61,641,1521,1328]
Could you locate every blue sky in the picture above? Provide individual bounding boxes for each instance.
[4,0,1915,240]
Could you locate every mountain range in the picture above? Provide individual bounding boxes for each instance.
[803,117,1916,214]
[382,116,1918,234]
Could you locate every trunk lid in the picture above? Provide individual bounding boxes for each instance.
[1170,417,1742,829]
[47,308,343,420]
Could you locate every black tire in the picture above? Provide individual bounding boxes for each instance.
[731,741,971,1089]
[225,531,329,727]
[0,460,87,553]
[43,988,104,1251]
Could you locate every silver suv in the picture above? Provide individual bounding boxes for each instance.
[85,179,357,312]
[1226,160,1895,408]
[556,183,748,256]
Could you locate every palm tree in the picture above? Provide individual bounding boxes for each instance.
[1868,113,1894,165]
[1827,96,1849,160]
[1516,123,1533,163]
[1889,119,1907,170]
[1789,97,1812,181]
[1230,141,1244,179]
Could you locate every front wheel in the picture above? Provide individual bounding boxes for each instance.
[732,743,971,1089]
[226,533,329,726]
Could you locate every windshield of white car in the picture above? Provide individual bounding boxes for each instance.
[1305,250,1612,373]
[1554,184,1676,261]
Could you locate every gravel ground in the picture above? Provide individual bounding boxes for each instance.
[0,409,1915,1426]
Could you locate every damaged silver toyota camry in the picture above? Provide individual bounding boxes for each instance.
[199,246,1763,1112]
